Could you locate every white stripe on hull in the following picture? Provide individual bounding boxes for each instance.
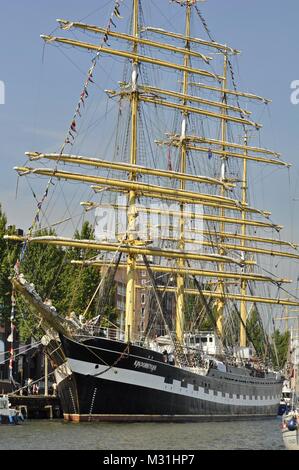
[54,362,72,386]
[67,358,280,408]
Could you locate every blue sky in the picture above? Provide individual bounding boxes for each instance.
[1,0,299,242]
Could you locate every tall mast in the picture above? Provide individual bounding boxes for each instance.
[125,0,139,342]
[216,52,228,336]
[240,132,248,347]
[8,1,299,348]
[176,1,191,343]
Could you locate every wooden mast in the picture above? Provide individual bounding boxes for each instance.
[125,0,139,343]
[5,0,299,337]
[240,133,248,347]
[216,51,228,337]
[176,0,191,344]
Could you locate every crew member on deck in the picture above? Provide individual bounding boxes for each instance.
[168,352,175,366]
[162,350,168,363]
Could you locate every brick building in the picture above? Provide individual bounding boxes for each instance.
[114,265,150,339]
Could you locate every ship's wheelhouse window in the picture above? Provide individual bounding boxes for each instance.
[201,337,207,343]
[213,390,217,396]
[196,337,200,344]
[222,392,225,397]
[95,365,99,369]
[237,394,240,399]
[209,338,213,343]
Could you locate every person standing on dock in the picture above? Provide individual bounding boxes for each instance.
[52,382,57,397]
[27,378,33,395]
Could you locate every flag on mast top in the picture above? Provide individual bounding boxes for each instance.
[171,0,206,6]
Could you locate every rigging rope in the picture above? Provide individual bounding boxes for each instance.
[0,341,41,360]
[19,0,126,262]
[193,4,214,43]
[1,342,42,368]
[193,4,254,129]
[83,252,122,320]
[9,371,55,397]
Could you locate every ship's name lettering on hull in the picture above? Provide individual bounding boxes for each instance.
[134,360,157,372]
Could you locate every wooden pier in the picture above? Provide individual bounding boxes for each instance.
[7,395,62,420]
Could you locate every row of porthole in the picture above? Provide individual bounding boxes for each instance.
[214,374,275,386]
[164,383,276,402]
[167,379,271,398]
[168,377,279,399]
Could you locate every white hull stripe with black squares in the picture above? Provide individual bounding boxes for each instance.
[67,358,280,407]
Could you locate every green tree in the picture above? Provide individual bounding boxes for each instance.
[184,280,215,332]
[16,228,65,340]
[246,307,265,356]
[58,221,101,319]
[271,329,290,369]
[21,229,65,304]
[1,216,118,339]
[99,284,118,327]
[0,206,10,322]
[0,205,19,322]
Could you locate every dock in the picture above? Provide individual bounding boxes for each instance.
[7,395,62,420]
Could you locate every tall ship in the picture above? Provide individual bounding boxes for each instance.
[5,0,299,422]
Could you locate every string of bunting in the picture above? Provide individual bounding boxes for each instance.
[167,146,173,171]
[60,0,124,156]
[7,290,16,383]
[227,58,246,129]
[194,4,214,42]
[19,0,125,262]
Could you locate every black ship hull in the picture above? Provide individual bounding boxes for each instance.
[49,335,283,422]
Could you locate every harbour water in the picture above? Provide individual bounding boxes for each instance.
[0,418,284,450]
